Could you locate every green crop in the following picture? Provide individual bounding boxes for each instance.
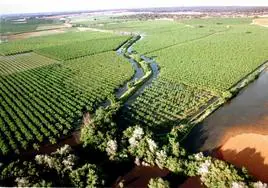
[0,51,133,155]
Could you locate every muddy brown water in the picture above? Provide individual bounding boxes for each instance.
[113,166,200,188]
[183,69,268,152]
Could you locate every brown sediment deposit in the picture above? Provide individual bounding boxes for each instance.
[216,118,268,183]
[7,28,68,41]
[215,116,268,147]
[252,18,268,27]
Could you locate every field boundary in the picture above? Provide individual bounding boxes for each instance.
[1,25,70,36]
[144,27,230,55]
[180,60,268,143]
[228,60,268,91]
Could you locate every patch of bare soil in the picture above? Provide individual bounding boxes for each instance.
[7,28,68,41]
[252,18,268,27]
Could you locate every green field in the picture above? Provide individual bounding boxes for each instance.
[1,17,267,153]
[93,18,268,127]
[123,79,214,131]
[0,31,118,55]
[35,36,130,60]
[0,51,133,154]
[0,53,58,75]
[0,14,267,187]
[0,17,64,34]
[150,24,268,91]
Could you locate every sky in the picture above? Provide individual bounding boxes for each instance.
[0,0,268,15]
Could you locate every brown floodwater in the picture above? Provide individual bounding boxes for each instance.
[217,133,268,182]
[183,69,268,152]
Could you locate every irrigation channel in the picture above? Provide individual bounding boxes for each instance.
[20,35,160,157]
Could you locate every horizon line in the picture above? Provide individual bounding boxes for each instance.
[1,5,268,16]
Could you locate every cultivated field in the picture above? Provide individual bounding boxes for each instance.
[0,52,58,75]
[1,11,268,186]
[0,31,118,55]
[94,18,268,128]
[0,17,65,34]
[123,79,214,131]
[0,28,133,155]
[35,36,130,60]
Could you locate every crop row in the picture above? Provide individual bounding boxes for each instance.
[0,51,134,155]
[0,52,58,75]
[150,24,268,92]
[122,79,214,132]
[35,36,130,60]
[0,31,117,56]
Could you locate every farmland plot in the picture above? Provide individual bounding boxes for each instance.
[106,18,268,127]
[35,36,130,60]
[0,31,118,55]
[122,79,214,131]
[0,52,58,75]
[0,51,134,155]
[150,25,268,92]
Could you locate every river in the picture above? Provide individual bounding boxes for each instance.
[183,68,268,153]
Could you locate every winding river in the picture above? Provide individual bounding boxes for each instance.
[101,36,159,107]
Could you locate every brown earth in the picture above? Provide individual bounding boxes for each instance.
[252,18,268,27]
[179,176,204,188]
[7,28,68,41]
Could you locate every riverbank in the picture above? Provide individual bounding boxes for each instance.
[183,67,268,183]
